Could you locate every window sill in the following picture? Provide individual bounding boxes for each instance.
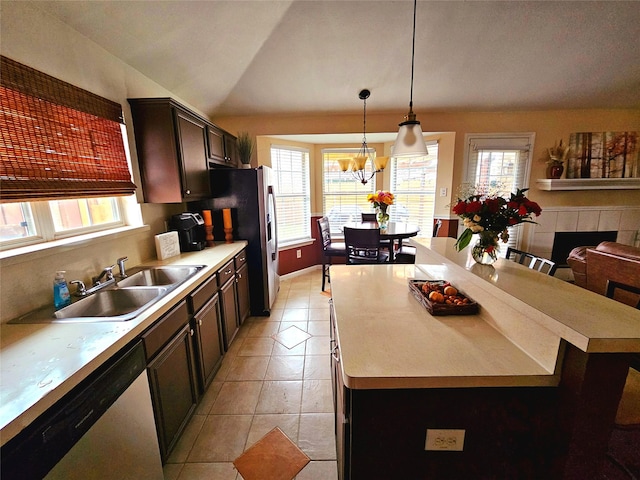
[278,238,316,251]
[0,225,150,267]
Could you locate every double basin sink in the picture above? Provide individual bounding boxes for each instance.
[10,265,205,324]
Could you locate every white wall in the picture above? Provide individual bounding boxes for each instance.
[0,2,189,321]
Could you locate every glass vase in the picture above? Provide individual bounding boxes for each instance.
[471,231,500,265]
[376,207,389,230]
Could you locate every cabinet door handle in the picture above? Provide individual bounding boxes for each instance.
[331,344,340,363]
[225,269,233,275]
[185,189,191,195]
[198,319,202,326]
[190,328,194,337]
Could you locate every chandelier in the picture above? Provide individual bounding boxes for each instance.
[394,0,428,157]
[337,89,389,185]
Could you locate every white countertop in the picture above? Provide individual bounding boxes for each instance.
[330,264,561,390]
[411,238,640,353]
[0,242,246,446]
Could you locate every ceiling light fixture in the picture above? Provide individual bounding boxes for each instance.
[337,89,389,185]
[394,0,428,158]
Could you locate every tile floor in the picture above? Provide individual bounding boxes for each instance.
[163,268,338,480]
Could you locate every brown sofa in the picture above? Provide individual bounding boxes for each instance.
[567,241,640,300]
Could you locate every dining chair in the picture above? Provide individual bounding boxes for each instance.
[343,226,389,264]
[361,213,377,222]
[433,219,442,237]
[505,247,557,276]
[605,280,640,310]
[317,217,346,291]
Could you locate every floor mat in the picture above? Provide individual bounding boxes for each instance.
[233,427,310,480]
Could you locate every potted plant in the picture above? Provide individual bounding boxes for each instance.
[546,139,571,179]
[236,131,254,169]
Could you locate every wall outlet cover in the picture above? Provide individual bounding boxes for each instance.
[425,429,465,451]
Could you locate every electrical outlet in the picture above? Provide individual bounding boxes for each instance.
[425,429,465,451]
[296,249,302,259]
[439,187,448,197]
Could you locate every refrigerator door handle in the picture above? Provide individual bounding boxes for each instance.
[268,185,278,261]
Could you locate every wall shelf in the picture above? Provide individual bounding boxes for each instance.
[536,178,640,191]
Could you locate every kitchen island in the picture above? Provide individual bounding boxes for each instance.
[329,238,640,479]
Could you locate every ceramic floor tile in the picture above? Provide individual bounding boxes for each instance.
[279,321,308,332]
[176,462,239,480]
[308,308,330,321]
[304,336,330,355]
[272,325,312,349]
[211,381,263,415]
[247,320,281,337]
[188,415,253,462]
[272,341,306,356]
[195,381,223,415]
[295,460,339,480]
[286,297,311,309]
[226,356,270,381]
[255,380,303,414]
[167,413,206,463]
[238,337,275,356]
[281,309,309,322]
[245,413,300,447]
[307,321,329,336]
[301,380,333,413]
[265,355,305,381]
[163,463,183,480]
[298,413,337,460]
[308,296,331,309]
[234,427,310,480]
[303,356,331,380]
[267,309,285,322]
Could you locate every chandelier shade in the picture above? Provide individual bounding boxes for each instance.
[338,89,387,185]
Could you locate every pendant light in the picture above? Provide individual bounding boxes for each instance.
[337,89,389,185]
[394,0,428,157]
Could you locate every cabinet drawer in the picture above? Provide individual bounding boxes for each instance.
[235,250,247,269]
[189,273,218,313]
[142,300,189,361]
[217,260,235,286]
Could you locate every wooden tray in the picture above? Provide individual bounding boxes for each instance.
[408,280,479,316]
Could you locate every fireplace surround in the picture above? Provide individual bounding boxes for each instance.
[527,206,640,280]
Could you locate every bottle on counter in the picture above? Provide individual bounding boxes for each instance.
[53,271,71,310]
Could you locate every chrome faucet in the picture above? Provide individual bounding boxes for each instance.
[91,264,116,286]
[116,256,128,279]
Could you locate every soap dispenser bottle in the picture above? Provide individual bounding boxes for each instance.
[53,271,71,310]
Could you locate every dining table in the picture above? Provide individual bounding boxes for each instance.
[343,221,420,262]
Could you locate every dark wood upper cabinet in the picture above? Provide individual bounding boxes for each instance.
[207,125,238,168]
[128,98,237,203]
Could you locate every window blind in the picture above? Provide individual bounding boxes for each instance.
[322,149,376,235]
[0,56,136,202]
[390,141,438,237]
[463,133,535,253]
[270,145,311,243]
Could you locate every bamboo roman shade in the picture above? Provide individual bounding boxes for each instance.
[0,56,136,201]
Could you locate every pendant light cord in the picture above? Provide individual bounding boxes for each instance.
[409,0,417,113]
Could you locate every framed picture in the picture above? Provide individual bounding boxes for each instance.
[566,131,638,179]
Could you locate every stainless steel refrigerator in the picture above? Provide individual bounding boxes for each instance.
[189,166,279,316]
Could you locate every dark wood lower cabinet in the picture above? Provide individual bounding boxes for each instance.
[146,322,198,461]
[192,293,224,391]
[220,277,239,350]
[236,262,250,325]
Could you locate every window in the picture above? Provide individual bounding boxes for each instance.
[322,149,376,235]
[463,133,535,252]
[1,197,124,249]
[389,141,438,237]
[270,145,311,244]
[0,56,134,251]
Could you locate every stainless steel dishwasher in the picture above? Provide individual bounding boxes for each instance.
[1,340,163,480]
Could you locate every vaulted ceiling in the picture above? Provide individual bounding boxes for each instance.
[28,0,640,118]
